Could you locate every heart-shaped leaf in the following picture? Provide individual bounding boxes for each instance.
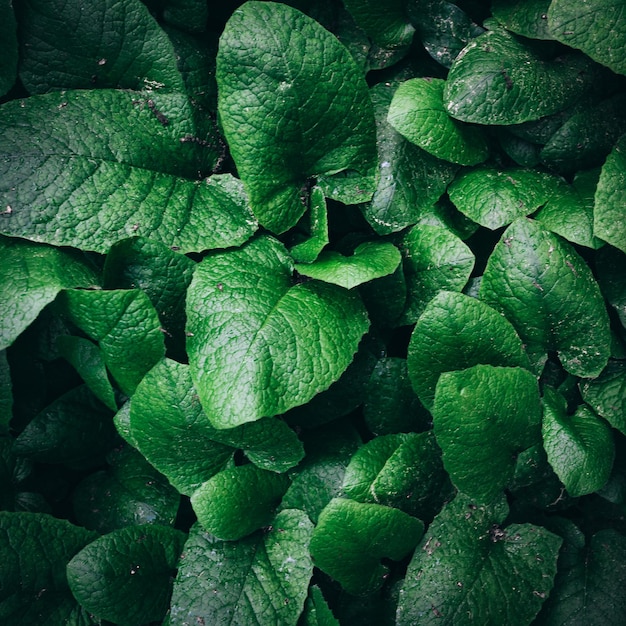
[186,235,369,428]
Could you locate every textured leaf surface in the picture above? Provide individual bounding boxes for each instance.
[67,524,185,626]
[168,511,314,626]
[0,237,98,351]
[444,28,597,124]
[580,361,626,435]
[448,166,559,230]
[492,0,554,39]
[290,186,329,263]
[216,1,376,234]
[343,0,414,49]
[480,218,611,376]
[0,90,256,253]
[388,78,489,166]
[408,291,530,410]
[190,464,291,541]
[597,247,626,327]
[548,0,626,75]
[295,241,401,289]
[542,388,614,497]
[433,365,542,503]
[18,0,184,93]
[399,224,474,325]
[301,585,340,626]
[0,0,17,97]
[310,498,424,595]
[397,494,562,625]
[186,235,369,428]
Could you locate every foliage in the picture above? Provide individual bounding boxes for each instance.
[1,0,626,624]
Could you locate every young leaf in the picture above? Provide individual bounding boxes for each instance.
[580,361,626,435]
[594,134,626,253]
[548,0,626,76]
[295,241,401,289]
[0,0,17,97]
[407,290,531,410]
[433,364,542,503]
[168,511,314,626]
[491,0,554,40]
[480,218,611,377]
[397,493,562,625]
[343,0,415,50]
[17,0,184,93]
[0,512,97,624]
[58,289,165,396]
[290,186,329,263]
[388,78,489,166]
[399,224,475,325]
[0,90,256,253]
[67,524,186,626]
[310,498,424,595]
[216,1,377,233]
[444,28,598,125]
[447,166,560,230]
[542,387,615,497]
[190,464,291,541]
[301,585,340,626]
[0,237,98,351]
[186,235,369,428]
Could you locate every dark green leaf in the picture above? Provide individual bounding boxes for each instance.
[433,364,542,503]
[0,0,17,97]
[343,0,414,50]
[0,352,13,436]
[168,511,314,626]
[67,524,186,626]
[290,186,329,263]
[492,0,554,40]
[480,218,611,376]
[186,235,369,428]
[301,585,340,626]
[162,0,208,32]
[580,361,626,435]
[216,1,377,233]
[597,246,626,327]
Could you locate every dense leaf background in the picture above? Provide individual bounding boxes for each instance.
[1,0,626,624]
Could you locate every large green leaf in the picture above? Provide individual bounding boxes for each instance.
[0,90,256,253]
[0,237,98,351]
[408,290,530,410]
[216,1,377,234]
[548,0,626,76]
[186,235,369,428]
[444,28,598,125]
[168,511,314,626]
[17,0,184,93]
[0,0,17,97]
[388,78,489,166]
[397,494,562,625]
[492,0,554,40]
[480,218,611,377]
[309,498,424,595]
[433,364,542,503]
[542,388,614,497]
[0,512,97,624]
[580,361,626,435]
[67,524,186,626]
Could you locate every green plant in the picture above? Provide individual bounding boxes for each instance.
[1,0,626,623]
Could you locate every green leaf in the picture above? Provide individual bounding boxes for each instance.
[190,464,291,541]
[0,90,256,253]
[0,352,12,436]
[444,28,598,124]
[492,0,554,40]
[542,387,615,497]
[0,237,98,351]
[580,361,626,435]
[186,235,369,428]
[594,134,626,253]
[396,493,562,625]
[67,524,186,626]
[433,364,542,503]
[14,385,117,467]
[56,336,117,411]
[0,0,17,97]
[290,186,329,263]
[301,585,340,626]
[310,498,424,595]
[536,529,626,625]
[58,289,165,396]
[17,0,184,93]
[295,241,401,289]
[162,0,208,32]
[343,0,414,49]
[597,247,626,328]
[168,511,314,626]
[72,445,180,534]
[362,82,459,235]
[0,512,97,624]
[407,290,531,410]
[479,218,611,377]
[216,1,377,234]
[388,78,489,166]
[399,224,475,325]
[448,166,560,230]
[548,0,626,76]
